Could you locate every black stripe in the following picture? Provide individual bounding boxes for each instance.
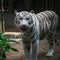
[30,19,36,39]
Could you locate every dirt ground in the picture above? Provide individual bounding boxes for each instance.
[6,41,60,60]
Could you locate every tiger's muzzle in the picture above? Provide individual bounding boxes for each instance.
[20,25,29,32]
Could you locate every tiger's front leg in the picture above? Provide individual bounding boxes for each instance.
[22,42,31,60]
[31,40,39,60]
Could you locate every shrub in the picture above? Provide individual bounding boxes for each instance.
[0,32,19,60]
[54,56,60,60]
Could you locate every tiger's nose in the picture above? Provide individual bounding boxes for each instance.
[21,25,28,29]
[21,25,27,28]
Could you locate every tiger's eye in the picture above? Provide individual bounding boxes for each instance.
[20,17,22,20]
[16,21,20,24]
[26,18,29,20]
[29,20,33,25]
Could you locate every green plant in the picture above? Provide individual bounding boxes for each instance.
[0,32,19,60]
[54,56,60,60]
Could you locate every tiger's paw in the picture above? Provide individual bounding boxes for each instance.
[46,49,54,56]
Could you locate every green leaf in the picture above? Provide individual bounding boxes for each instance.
[54,56,60,60]
[7,40,19,44]
[0,51,6,60]
[0,32,19,60]
[4,45,11,52]
[2,52,6,59]
[10,47,18,52]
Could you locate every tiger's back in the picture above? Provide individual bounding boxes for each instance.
[37,11,58,40]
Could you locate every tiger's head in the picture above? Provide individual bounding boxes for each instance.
[14,11,34,32]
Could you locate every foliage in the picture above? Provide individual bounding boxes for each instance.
[0,32,19,60]
[54,56,60,60]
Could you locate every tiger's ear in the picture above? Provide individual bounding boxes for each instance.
[14,9,19,15]
[30,10,35,13]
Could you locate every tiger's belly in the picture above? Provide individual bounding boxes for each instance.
[39,31,50,40]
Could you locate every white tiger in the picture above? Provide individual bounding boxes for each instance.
[14,10,58,60]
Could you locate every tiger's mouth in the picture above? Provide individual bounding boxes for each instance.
[20,26,29,32]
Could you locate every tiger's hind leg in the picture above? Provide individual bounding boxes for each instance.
[54,33,60,46]
[46,32,56,56]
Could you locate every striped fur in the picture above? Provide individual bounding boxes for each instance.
[37,11,58,39]
[14,10,58,60]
